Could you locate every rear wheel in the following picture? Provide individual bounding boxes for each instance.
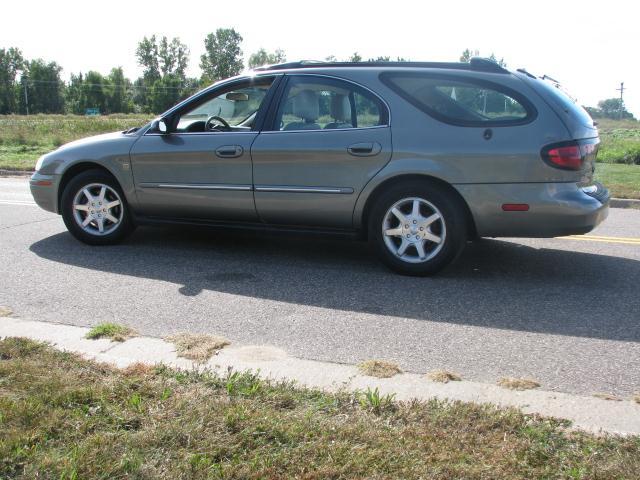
[369,180,467,276]
[60,169,134,245]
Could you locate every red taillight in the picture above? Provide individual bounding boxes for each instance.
[544,145,582,170]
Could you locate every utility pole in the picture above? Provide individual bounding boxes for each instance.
[616,82,625,119]
[22,74,29,115]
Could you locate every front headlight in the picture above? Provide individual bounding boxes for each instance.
[35,155,45,172]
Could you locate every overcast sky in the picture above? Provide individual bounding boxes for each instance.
[2,0,638,116]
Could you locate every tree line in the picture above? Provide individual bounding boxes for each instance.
[0,38,633,119]
[0,29,289,115]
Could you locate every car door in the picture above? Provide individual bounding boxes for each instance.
[130,76,278,221]
[250,75,392,228]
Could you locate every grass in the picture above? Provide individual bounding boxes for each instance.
[596,118,640,165]
[497,377,541,391]
[0,306,12,317]
[1,338,640,479]
[426,369,462,383]
[594,163,640,199]
[357,359,402,378]
[166,333,230,362]
[0,114,150,171]
[85,322,136,342]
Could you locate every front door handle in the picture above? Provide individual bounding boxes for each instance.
[347,142,381,157]
[215,145,243,158]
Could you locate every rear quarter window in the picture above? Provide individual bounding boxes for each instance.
[380,72,536,127]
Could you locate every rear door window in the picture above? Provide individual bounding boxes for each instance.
[271,76,388,131]
[380,73,536,127]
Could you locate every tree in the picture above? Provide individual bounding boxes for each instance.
[596,98,634,120]
[460,49,506,67]
[348,52,362,62]
[0,47,24,114]
[136,36,161,83]
[158,37,189,78]
[200,28,244,83]
[248,48,286,68]
[149,74,184,114]
[106,67,132,113]
[22,59,65,113]
[135,35,190,113]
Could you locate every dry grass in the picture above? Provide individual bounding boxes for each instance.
[426,369,462,383]
[358,359,402,378]
[497,377,541,391]
[0,306,13,317]
[633,394,640,404]
[166,332,230,362]
[593,393,623,402]
[1,338,640,479]
[85,322,136,342]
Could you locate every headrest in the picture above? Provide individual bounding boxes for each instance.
[330,94,351,122]
[292,90,319,121]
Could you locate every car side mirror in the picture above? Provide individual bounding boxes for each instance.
[151,118,169,134]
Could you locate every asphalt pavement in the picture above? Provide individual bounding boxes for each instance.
[1,177,639,397]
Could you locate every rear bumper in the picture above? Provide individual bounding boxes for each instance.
[29,172,60,214]
[455,182,609,238]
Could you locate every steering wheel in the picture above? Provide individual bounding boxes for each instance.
[205,115,231,132]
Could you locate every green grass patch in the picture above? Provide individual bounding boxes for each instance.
[1,338,639,478]
[597,118,640,165]
[0,114,150,171]
[85,322,136,342]
[595,163,640,199]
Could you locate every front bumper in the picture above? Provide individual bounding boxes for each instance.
[454,182,609,238]
[30,172,61,214]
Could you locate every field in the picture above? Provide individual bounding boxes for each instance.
[1,114,639,199]
[0,114,151,171]
[2,338,639,479]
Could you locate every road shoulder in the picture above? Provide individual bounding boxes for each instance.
[1,315,638,436]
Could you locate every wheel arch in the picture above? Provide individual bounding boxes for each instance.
[57,162,121,213]
[358,174,477,240]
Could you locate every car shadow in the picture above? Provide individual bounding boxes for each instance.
[29,226,640,342]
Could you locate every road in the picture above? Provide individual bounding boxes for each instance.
[1,176,639,397]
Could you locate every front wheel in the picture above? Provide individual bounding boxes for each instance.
[369,181,467,276]
[60,169,134,245]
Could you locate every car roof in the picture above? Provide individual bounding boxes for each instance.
[253,57,509,75]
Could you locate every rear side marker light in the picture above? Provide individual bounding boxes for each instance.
[502,204,529,211]
[33,180,52,186]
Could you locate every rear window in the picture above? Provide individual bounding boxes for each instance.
[380,72,536,127]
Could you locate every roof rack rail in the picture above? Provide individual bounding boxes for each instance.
[252,57,509,74]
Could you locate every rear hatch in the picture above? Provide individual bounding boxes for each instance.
[517,71,599,185]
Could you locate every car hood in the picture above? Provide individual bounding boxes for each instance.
[58,131,138,151]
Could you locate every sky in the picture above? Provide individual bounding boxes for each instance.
[2,0,638,117]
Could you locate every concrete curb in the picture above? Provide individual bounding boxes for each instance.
[0,169,32,177]
[1,316,639,436]
[610,198,640,209]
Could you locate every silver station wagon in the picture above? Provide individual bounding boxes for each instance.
[30,58,609,275]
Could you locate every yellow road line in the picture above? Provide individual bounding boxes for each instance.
[557,235,640,245]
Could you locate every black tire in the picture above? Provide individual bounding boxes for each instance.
[60,169,134,245]
[368,180,467,276]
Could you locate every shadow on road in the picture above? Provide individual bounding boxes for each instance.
[30,226,640,342]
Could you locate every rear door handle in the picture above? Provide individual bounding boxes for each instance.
[347,142,381,157]
[215,145,243,158]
